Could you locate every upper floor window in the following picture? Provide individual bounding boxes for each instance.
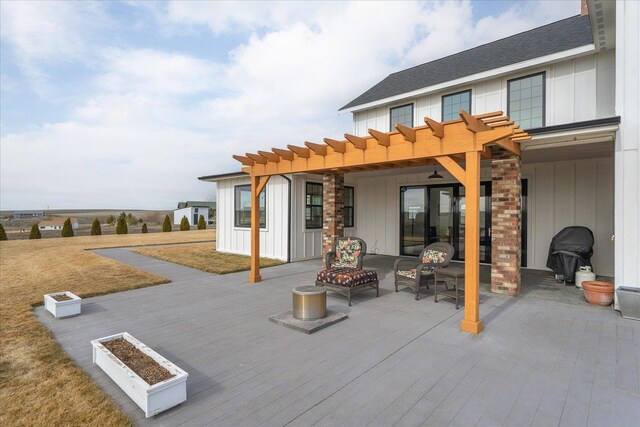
[234,185,266,228]
[344,186,355,228]
[508,72,545,129]
[442,90,471,121]
[390,104,413,131]
[305,182,323,229]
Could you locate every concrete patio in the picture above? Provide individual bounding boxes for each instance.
[36,249,639,426]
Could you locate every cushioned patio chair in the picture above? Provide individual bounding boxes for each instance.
[393,242,454,300]
[316,237,379,306]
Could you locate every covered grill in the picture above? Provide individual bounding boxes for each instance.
[546,226,595,282]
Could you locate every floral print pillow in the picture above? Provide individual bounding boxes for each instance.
[331,239,362,268]
[421,249,446,265]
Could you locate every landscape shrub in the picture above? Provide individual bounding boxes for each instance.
[91,218,102,235]
[0,224,7,241]
[141,223,148,233]
[197,215,206,230]
[29,224,41,239]
[61,218,74,237]
[116,216,128,234]
[180,216,190,231]
[162,215,172,232]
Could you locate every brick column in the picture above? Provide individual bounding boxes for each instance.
[491,150,521,295]
[322,173,344,263]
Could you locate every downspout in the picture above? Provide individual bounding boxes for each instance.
[280,174,292,263]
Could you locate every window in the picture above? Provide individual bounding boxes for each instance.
[344,186,355,228]
[234,185,266,228]
[442,90,471,121]
[508,72,545,129]
[305,182,323,229]
[390,104,413,130]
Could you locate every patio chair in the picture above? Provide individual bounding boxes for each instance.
[316,237,379,306]
[393,242,454,300]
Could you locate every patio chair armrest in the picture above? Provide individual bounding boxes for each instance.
[326,251,337,269]
[394,257,419,273]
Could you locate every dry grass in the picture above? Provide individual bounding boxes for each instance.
[0,230,215,426]
[133,244,283,274]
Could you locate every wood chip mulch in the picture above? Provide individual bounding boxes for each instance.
[103,338,175,385]
[52,294,72,301]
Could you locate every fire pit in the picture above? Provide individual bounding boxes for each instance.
[292,286,326,320]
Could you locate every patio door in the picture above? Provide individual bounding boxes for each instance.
[400,186,427,256]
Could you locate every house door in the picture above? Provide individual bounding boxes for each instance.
[193,214,198,225]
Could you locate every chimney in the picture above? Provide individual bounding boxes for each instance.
[581,0,589,16]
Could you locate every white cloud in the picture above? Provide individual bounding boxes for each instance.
[1,0,581,210]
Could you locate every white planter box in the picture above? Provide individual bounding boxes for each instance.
[91,332,188,418]
[44,291,81,318]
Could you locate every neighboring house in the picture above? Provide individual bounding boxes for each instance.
[13,211,44,219]
[200,1,638,296]
[173,201,216,226]
[38,217,79,231]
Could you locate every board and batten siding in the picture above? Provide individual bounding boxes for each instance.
[349,157,614,275]
[216,175,289,261]
[353,51,615,135]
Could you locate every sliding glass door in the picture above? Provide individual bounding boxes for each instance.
[400,186,427,256]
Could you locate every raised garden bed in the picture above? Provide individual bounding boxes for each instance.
[43,291,81,318]
[91,332,188,418]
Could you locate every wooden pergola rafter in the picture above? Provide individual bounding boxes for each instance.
[233,110,530,334]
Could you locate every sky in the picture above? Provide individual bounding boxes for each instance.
[0,0,580,210]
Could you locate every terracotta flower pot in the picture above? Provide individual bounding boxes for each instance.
[582,281,614,306]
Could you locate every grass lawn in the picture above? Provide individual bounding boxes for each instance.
[0,230,215,426]
[133,244,283,274]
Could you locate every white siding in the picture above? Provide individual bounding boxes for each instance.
[353,52,616,136]
[349,157,614,275]
[216,175,289,261]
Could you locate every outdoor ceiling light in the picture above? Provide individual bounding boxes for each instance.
[428,169,443,180]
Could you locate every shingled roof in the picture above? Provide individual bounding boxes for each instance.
[340,15,593,111]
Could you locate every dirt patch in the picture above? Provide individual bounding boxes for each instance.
[103,338,175,385]
[51,294,72,302]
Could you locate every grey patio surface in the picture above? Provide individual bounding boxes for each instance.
[36,249,640,426]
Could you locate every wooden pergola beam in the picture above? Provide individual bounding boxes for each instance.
[435,155,466,186]
[395,123,416,142]
[424,117,444,138]
[272,148,294,161]
[287,144,310,158]
[232,155,255,166]
[324,138,346,153]
[460,110,491,133]
[258,150,280,162]
[368,128,390,146]
[246,153,267,164]
[305,141,328,156]
[344,133,367,150]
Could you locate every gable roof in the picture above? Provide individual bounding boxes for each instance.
[340,15,593,111]
[177,201,216,209]
[39,217,78,227]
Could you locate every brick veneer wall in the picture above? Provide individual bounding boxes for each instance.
[322,173,344,263]
[491,150,522,295]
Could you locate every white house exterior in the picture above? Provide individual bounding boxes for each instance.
[201,1,638,294]
[38,217,79,231]
[173,203,213,226]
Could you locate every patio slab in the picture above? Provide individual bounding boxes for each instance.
[36,250,639,426]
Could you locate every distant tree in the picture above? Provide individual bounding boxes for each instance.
[29,224,41,239]
[91,218,102,235]
[118,212,126,222]
[116,216,128,234]
[162,215,172,232]
[126,214,138,226]
[61,218,74,237]
[138,218,144,223]
[0,224,6,241]
[180,216,190,231]
[197,215,206,230]
[106,215,115,226]
[141,223,148,233]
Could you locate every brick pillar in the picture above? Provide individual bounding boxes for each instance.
[491,150,521,295]
[322,173,344,263]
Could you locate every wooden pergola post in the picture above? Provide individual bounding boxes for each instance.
[249,175,270,283]
[461,150,483,334]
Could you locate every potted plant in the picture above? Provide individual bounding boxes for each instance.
[43,291,81,318]
[582,281,614,306]
[91,332,188,418]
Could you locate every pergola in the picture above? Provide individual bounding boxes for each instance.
[233,110,529,334]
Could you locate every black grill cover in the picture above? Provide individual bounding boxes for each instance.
[546,226,594,282]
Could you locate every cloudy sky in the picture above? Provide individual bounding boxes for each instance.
[1,0,580,210]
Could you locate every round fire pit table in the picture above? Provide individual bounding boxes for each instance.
[292,286,327,320]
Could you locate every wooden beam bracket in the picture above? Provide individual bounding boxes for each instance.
[324,138,346,153]
[368,129,390,146]
[395,123,416,142]
[344,133,367,150]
